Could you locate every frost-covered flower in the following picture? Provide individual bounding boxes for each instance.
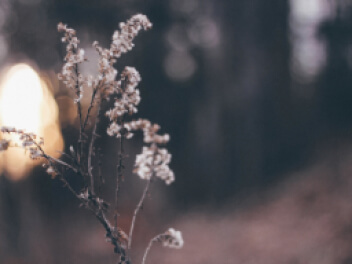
[160,228,184,249]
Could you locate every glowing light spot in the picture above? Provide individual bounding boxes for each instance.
[0,63,63,180]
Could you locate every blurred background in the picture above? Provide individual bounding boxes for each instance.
[1,0,352,263]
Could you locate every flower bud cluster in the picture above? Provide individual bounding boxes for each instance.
[57,22,86,103]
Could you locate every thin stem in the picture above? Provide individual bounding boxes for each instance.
[46,155,78,173]
[142,236,159,264]
[88,98,102,195]
[74,62,84,162]
[115,118,125,229]
[59,174,79,197]
[114,78,127,230]
[82,84,101,131]
[97,146,103,196]
[128,179,152,249]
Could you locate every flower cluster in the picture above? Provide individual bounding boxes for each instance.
[105,67,141,127]
[93,14,152,99]
[134,145,174,184]
[92,41,117,97]
[0,127,44,159]
[106,115,175,184]
[110,14,152,58]
[159,228,184,249]
[57,22,86,103]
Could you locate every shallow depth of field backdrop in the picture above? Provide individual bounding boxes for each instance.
[1,0,352,263]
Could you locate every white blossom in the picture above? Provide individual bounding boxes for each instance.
[161,228,184,249]
[134,146,155,180]
[134,146,175,184]
[107,122,122,137]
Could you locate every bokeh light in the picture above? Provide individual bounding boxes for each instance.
[0,63,63,180]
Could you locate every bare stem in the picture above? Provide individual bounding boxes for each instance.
[97,146,103,196]
[82,84,101,131]
[58,174,79,197]
[88,98,102,195]
[74,62,84,162]
[115,118,125,229]
[128,179,152,249]
[46,155,78,173]
[142,235,159,264]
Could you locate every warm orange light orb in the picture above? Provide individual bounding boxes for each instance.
[0,63,63,180]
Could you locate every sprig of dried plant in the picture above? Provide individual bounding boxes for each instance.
[0,14,183,264]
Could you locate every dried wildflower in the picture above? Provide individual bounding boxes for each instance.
[1,14,181,263]
[160,228,184,249]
